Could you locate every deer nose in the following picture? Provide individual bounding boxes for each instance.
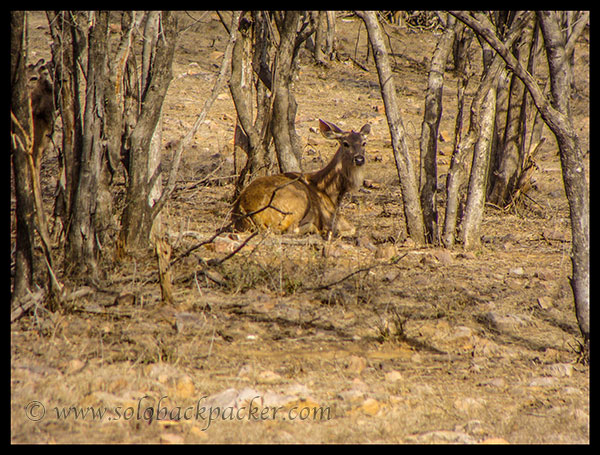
[354,155,365,166]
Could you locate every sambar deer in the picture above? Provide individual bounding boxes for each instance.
[232,119,371,237]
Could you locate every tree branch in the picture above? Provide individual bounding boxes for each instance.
[449,11,567,134]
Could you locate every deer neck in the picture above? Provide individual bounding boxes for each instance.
[307,150,349,205]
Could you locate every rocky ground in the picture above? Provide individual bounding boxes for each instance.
[11,12,589,443]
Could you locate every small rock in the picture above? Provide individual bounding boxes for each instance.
[485,378,506,388]
[375,244,397,261]
[481,312,530,331]
[384,370,403,382]
[346,355,367,375]
[356,398,382,416]
[480,438,510,444]
[67,359,86,373]
[406,430,476,444]
[545,363,574,378]
[175,312,206,334]
[455,419,490,437]
[509,267,525,276]
[528,376,556,387]
[175,375,195,399]
[537,296,554,309]
[433,249,454,265]
[160,433,184,444]
[204,388,239,408]
[454,397,485,413]
[257,370,283,384]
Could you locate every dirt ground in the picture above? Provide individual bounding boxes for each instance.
[11,12,589,444]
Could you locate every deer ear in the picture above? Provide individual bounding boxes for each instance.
[359,123,371,137]
[319,119,345,139]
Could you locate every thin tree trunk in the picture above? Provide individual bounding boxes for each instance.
[442,23,471,248]
[488,18,535,206]
[271,11,302,173]
[230,14,265,194]
[356,10,426,245]
[419,14,457,244]
[11,11,35,299]
[46,12,85,237]
[537,11,589,353]
[460,84,497,248]
[119,12,177,252]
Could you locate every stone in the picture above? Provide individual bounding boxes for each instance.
[257,370,283,384]
[346,355,367,375]
[537,296,555,309]
[160,433,184,444]
[375,244,397,261]
[528,376,556,387]
[545,363,574,378]
[356,398,383,416]
[384,370,403,382]
[454,397,485,413]
[175,375,195,399]
[480,438,510,444]
[405,430,476,444]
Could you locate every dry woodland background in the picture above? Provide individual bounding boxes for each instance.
[11,12,589,443]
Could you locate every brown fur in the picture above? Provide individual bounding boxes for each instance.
[232,119,371,237]
[26,59,54,171]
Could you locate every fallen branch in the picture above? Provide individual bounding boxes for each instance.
[304,252,408,291]
[11,290,45,323]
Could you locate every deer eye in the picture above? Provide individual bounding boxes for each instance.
[343,141,350,148]
[362,142,367,147]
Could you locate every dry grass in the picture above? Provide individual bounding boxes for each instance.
[11,12,589,444]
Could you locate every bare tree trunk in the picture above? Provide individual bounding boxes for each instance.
[442,23,472,247]
[271,11,302,173]
[104,11,139,180]
[460,83,497,248]
[325,11,337,59]
[538,11,589,354]
[488,18,535,206]
[230,14,269,195]
[451,9,589,355]
[118,12,178,253]
[46,12,86,238]
[11,11,35,300]
[356,10,426,245]
[65,11,110,278]
[419,13,457,244]
[312,11,326,64]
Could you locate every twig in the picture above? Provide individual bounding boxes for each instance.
[207,231,259,267]
[349,56,369,72]
[305,252,408,291]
